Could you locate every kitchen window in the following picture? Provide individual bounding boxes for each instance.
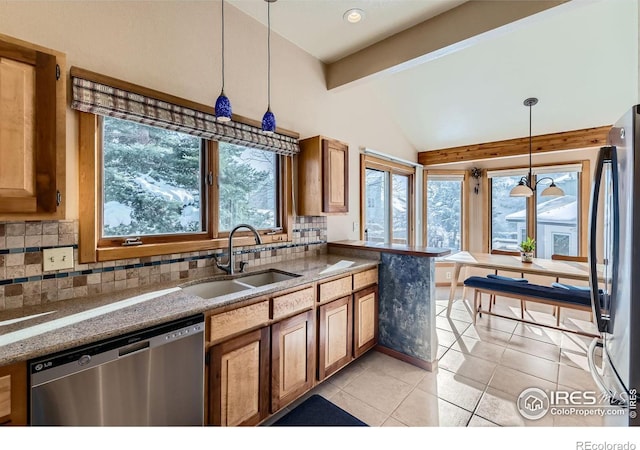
[487,162,589,257]
[361,154,415,245]
[424,171,467,254]
[75,68,295,263]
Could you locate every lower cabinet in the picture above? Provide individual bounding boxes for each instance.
[0,362,27,426]
[317,295,353,381]
[353,286,379,358]
[271,310,315,412]
[209,327,270,426]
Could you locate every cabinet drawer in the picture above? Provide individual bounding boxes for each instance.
[272,287,314,320]
[209,301,269,342]
[353,268,378,291]
[318,276,351,303]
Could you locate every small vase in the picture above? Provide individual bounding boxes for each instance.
[521,251,534,263]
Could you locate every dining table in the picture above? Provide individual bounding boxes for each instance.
[443,251,603,316]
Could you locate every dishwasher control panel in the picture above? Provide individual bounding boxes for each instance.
[29,314,204,376]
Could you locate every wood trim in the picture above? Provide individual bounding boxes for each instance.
[359,154,366,240]
[374,345,434,371]
[423,169,468,250]
[282,155,294,242]
[70,66,299,139]
[551,254,588,262]
[579,159,590,257]
[78,112,98,263]
[362,154,415,175]
[418,126,610,166]
[481,174,489,252]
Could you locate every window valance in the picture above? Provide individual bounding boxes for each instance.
[70,67,300,156]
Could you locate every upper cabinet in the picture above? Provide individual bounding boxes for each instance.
[0,33,66,220]
[297,136,348,215]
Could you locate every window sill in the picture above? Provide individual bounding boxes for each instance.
[94,233,291,262]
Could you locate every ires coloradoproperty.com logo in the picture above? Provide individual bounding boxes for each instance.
[516,387,636,420]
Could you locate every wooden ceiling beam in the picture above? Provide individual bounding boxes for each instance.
[418,125,611,166]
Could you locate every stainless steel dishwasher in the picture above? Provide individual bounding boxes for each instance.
[29,313,204,426]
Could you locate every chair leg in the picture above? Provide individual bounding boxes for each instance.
[473,290,479,325]
[520,300,525,319]
[489,294,494,312]
[556,307,561,327]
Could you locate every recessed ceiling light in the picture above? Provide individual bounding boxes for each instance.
[343,8,365,24]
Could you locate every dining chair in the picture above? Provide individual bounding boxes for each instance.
[551,254,590,325]
[488,249,527,318]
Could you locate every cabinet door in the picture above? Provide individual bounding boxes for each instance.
[271,310,315,412]
[322,139,348,213]
[0,362,27,426]
[0,40,61,217]
[353,286,378,358]
[318,296,353,380]
[209,327,270,426]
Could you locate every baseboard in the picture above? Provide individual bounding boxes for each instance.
[374,345,435,372]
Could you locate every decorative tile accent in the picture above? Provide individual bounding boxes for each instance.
[0,216,327,311]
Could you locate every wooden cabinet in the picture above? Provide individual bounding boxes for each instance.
[297,135,348,215]
[353,286,379,358]
[209,327,270,426]
[0,33,66,219]
[317,296,353,381]
[0,361,27,426]
[271,310,315,412]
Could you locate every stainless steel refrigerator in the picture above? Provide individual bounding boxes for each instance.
[589,104,640,426]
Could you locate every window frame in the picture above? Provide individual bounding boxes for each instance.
[486,160,590,257]
[423,170,469,253]
[79,113,294,263]
[359,154,415,245]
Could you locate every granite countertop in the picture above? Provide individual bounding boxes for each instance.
[0,253,378,366]
[329,240,451,258]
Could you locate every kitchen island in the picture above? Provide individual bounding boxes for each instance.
[329,240,450,370]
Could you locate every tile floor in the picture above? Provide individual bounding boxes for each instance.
[265,289,606,427]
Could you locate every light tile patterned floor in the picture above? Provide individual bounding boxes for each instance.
[265,289,606,427]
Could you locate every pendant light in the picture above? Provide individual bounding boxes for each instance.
[262,0,277,134]
[215,0,232,122]
[509,98,564,197]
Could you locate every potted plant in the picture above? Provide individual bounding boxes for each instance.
[519,237,536,263]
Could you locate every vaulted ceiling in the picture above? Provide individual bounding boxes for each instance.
[231,0,638,152]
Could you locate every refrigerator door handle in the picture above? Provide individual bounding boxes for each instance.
[588,338,626,406]
[589,146,614,333]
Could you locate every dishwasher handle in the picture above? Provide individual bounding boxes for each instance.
[118,340,150,357]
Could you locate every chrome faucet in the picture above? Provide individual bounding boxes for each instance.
[215,224,262,275]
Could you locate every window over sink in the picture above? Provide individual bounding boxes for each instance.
[76,69,295,263]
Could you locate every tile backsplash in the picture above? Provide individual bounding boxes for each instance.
[0,216,327,311]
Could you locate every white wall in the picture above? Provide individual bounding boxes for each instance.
[0,1,416,241]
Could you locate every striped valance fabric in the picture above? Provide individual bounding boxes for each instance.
[71,76,300,156]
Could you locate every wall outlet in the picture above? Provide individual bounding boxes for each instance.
[43,247,74,271]
[446,271,452,280]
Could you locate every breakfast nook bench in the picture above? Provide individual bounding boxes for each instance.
[463,276,600,337]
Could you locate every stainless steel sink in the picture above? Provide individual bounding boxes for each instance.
[235,269,300,287]
[180,279,252,299]
[180,269,300,299]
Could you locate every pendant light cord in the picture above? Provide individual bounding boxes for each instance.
[221,0,225,91]
[528,101,532,185]
[267,0,271,109]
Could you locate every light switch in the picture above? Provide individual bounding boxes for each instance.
[43,247,74,271]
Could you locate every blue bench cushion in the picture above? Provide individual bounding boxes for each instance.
[487,274,528,283]
[463,276,595,307]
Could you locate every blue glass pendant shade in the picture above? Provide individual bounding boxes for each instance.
[262,108,276,133]
[215,90,232,122]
